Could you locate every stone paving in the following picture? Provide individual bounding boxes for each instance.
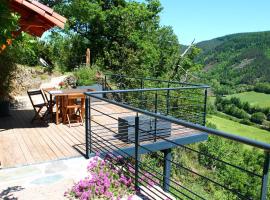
[0,156,88,200]
[0,156,174,200]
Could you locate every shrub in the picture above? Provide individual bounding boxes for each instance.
[240,119,252,125]
[65,154,156,200]
[262,120,270,130]
[254,82,270,94]
[207,101,216,114]
[230,97,242,109]
[249,106,264,115]
[0,51,16,101]
[242,102,251,113]
[267,113,270,121]
[74,66,99,86]
[206,121,217,129]
[250,112,266,124]
[224,105,249,119]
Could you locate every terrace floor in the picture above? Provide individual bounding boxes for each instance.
[0,109,86,168]
[0,102,207,169]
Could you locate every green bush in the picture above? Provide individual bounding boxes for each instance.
[0,51,16,101]
[74,66,99,86]
[223,105,249,119]
[206,121,217,129]
[262,120,270,130]
[242,101,251,113]
[207,101,216,114]
[199,136,264,199]
[254,82,270,94]
[250,112,266,124]
[240,119,252,125]
[230,97,242,109]
[267,113,270,121]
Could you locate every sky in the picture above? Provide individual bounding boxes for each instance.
[156,0,270,44]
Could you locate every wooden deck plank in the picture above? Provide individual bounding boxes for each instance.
[0,101,203,169]
[20,110,52,162]
[2,112,28,167]
[51,123,82,156]
[15,110,43,165]
[12,111,35,165]
[0,116,12,168]
[57,125,86,156]
[35,124,66,159]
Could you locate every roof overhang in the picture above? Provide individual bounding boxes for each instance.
[10,0,67,37]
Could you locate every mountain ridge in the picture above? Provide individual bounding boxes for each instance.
[194,31,270,93]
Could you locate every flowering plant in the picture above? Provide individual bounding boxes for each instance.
[59,81,66,89]
[65,153,156,200]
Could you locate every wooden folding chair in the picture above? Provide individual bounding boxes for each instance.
[42,88,56,107]
[63,94,85,127]
[27,89,49,122]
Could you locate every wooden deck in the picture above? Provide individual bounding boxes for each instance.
[0,109,86,168]
[90,103,207,155]
[0,102,207,169]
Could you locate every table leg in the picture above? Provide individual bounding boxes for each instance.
[50,94,53,122]
[56,96,59,125]
[81,98,85,119]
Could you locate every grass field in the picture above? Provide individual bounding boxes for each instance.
[226,91,270,108]
[208,115,270,143]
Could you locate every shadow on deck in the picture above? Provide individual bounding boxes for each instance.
[0,109,86,168]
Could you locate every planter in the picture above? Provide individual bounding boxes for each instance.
[0,100,10,117]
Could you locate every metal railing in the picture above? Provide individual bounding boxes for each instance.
[84,82,270,199]
[101,73,209,90]
[99,74,209,126]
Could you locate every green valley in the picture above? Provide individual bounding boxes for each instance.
[226,91,270,108]
[208,115,270,143]
[196,31,270,143]
[197,31,270,95]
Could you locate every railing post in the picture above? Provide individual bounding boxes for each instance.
[85,97,91,158]
[105,75,107,90]
[261,151,270,200]
[154,92,158,142]
[103,75,107,98]
[140,78,144,109]
[203,88,208,126]
[135,113,139,191]
[162,148,172,192]
[166,82,170,115]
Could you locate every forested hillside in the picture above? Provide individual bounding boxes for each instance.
[196,31,270,94]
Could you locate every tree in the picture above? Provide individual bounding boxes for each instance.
[46,0,182,78]
[169,42,202,82]
[230,97,242,109]
[242,101,251,113]
[0,0,18,103]
[0,0,19,52]
[251,112,266,124]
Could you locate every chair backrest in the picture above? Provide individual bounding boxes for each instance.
[41,88,55,103]
[27,89,46,108]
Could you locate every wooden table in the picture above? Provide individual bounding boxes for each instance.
[44,88,94,125]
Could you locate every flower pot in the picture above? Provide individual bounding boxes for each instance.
[0,100,10,117]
